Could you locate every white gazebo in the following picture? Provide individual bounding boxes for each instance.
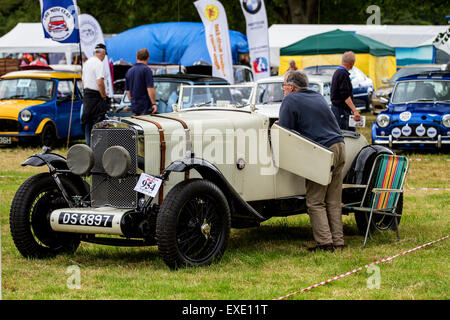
[0,23,79,63]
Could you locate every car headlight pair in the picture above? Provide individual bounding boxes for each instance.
[20,110,32,122]
[442,114,450,128]
[376,114,390,128]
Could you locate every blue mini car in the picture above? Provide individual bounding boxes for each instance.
[0,70,84,147]
[371,71,450,150]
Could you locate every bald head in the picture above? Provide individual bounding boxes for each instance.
[342,51,355,70]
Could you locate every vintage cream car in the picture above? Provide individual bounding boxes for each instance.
[10,84,395,269]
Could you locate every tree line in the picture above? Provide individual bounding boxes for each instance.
[0,0,448,37]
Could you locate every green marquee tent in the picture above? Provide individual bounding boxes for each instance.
[279,29,397,89]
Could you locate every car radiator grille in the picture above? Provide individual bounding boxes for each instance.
[91,127,138,208]
[0,119,21,132]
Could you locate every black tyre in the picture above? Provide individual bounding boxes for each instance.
[355,194,402,234]
[10,173,83,259]
[156,179,231,270]
[40,123,57,147]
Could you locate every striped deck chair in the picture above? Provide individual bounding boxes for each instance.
[345,154,410,248]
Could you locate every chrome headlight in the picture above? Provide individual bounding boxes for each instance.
[20,109,32,122]
[376,114,390,128]
[442,114,450,128]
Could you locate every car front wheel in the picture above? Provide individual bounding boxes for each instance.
[156,179,231,269]
[10,173,82,259]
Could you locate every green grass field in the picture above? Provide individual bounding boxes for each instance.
[1,112,449,300]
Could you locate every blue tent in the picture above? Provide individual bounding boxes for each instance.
[105,22,248,66]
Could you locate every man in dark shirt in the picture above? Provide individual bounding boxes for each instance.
[330,51,361,131]
[279,70,346,252]
[125,48,157,115]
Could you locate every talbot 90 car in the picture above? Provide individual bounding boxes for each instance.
[0,70,84,146]
[372,72,450,150]
[10,84,396,270]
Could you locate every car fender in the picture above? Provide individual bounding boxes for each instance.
[35,118,56,135]
[22,152,89,195]
[164,157,266,223]
[22,152,69,170]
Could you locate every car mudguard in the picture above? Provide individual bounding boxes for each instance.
[22,152,68,170]
[164,157,267,225]
[21,150,89,198]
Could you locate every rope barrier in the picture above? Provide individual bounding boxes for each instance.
[273,235,449,300]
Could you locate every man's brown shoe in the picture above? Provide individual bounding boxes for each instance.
[307,244,335,253]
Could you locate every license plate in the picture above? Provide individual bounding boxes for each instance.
[0,137,11,144]
[134,173,163,197]
[58,212,114,228]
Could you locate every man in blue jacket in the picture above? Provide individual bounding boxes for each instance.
[279,70,346,252]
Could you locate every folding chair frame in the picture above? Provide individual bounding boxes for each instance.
[345,154,409,248]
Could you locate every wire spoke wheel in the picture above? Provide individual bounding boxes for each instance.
[10,173,83,258]
[157,179,231,270]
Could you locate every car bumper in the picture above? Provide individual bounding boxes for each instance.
[373,135,450,148]
[0,133,37,145]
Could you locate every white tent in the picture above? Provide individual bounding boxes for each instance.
[0,23,79,63]
[269,24,450,67]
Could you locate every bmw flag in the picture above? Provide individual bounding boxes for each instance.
[39,0,80,43]
[240,0,270,81]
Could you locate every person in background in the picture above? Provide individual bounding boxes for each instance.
[287,59,298,72]
[278,70,346,253]
[125,48,157,116]
[81,43,109,146]
[330,51,361,131]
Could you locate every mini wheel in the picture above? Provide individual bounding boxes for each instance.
[156,179,231,269]
[40,123,57,147]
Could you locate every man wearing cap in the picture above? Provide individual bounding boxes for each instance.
[125,48,157,116]
[81,43,109,146]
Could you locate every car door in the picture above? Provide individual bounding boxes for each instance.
[270,123,334,186]
[54,79,83,138]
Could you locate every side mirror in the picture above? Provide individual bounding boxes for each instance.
[380,97,389,104]
[172,103,179,112]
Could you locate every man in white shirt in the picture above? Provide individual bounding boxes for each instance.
[81,43,109,146]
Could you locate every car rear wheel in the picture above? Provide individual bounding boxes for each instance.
[10,173,82,259]
[156,179,231,269]
[355,194,403,234]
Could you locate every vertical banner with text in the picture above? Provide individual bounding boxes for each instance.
[79,14,113,97]
[240,0,270,81]
[39,0,80,43]
[194,0,234,84]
